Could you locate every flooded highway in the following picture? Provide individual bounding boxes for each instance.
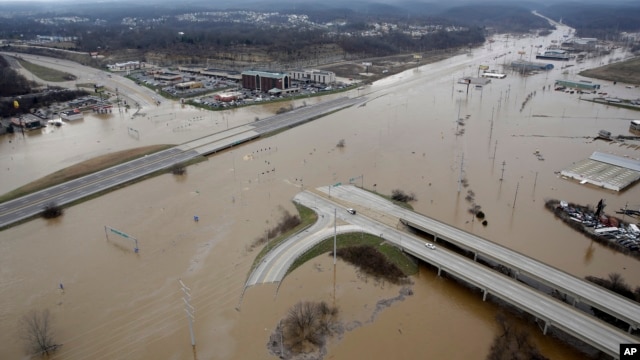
[1,22,640,359]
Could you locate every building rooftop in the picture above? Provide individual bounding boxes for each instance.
[242,70,288,78]
[560,152,640,191]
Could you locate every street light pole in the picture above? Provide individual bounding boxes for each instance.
[333,208,338,265]
[179,279,196,354]
[333,207,337,306]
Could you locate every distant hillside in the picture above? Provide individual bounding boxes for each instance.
[438,4,553,33]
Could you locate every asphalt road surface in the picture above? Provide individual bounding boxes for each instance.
[323,184,640,333]
[0,97,362,228]
[244,187,637,358]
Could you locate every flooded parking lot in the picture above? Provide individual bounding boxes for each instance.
[1,24,640,359]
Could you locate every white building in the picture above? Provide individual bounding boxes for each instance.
[289,69,335,85]
[107,61,143,71]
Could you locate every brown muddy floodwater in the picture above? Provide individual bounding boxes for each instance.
[2,23,640,359]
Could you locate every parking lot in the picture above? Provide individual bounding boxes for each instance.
[128,68,351,109]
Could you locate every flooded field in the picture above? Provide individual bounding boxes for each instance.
[1,23,640,359]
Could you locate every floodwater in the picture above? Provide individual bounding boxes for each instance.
[2,22,640,359]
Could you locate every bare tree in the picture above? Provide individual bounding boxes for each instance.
[282,301,338,353]
[19,309,61,357]
[487,312,548,360]
[608,272,626,289]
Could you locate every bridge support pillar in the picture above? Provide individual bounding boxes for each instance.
[433,234,438,243]
[437,267,441,276]
[482,289,488,301]
[473,252,477,261]
[543,321,549,335]
[629,324,634,333]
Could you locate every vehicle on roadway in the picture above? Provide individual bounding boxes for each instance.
[425,243,436,250]
[347,208,356,215]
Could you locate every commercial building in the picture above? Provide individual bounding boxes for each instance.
[178,67,242,81]
[60,109,83,121]
[241,70,290,92]
[561,38,598,51]
[289,69,336,85]
[511,60,554,71]
[107,61,143,71]
[458,77,491,86]
[154,72,183,84]
[11,115,43,130]
[68,96,100,109]
[561,152,640,191]
[554,80,601,91]
[175,81,204,90]
[214,91,243,102]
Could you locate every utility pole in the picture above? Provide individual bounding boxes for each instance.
[458,153,464,193]
[333,208,337,306]
[492,140,498,162]
[279,320,284,357]
[489,107,495,142]
[500,161,506,181]
[179,279,196,357]
[513,182,520,209]
[333,208,338,266]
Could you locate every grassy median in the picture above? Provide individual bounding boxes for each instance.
[0,145,174,203]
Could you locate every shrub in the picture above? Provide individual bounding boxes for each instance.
[335,245,409,284]
[391,189,416,203]
[170,163,186,175]
[42,202,63,219]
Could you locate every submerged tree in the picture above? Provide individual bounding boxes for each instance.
[169,162,186,175]
[42,202,63,219]
[486,313,548,360]
[282,301,338,354]
[19,309,61,357]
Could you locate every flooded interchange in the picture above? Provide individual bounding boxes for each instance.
[3,19,640,360]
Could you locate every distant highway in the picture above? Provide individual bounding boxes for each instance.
[0,97,362,228]
[1,51,159,108]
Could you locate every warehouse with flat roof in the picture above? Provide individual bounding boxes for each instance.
[560,152,640,191]
[555,80,601,91]
[511,60,554,71]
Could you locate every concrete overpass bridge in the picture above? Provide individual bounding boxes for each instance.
[323,185,640,336]
[0,97,361,229]
[248,186,640,359]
